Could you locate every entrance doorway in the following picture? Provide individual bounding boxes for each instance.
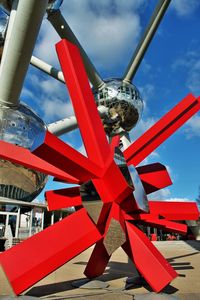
[0,210,20,238]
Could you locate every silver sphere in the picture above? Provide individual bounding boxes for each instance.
[93,78,143,136]
[0,103,47,201]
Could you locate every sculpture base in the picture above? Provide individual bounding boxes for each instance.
[124,276,147,289]
[134,293,179,300]
[0,297,39,300]
[71,278,109,289]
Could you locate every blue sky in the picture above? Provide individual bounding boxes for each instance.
[20,0,200,203]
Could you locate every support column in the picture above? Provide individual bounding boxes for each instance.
[15,207,20,238]
[0,0,48,107]
[29,210,33,237]
[41,211,44,230]
[51,212,54,225]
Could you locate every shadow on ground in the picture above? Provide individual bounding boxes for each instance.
[26,241,199,298]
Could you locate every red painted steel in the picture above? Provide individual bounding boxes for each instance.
[56,40,111,168]
[124,221,177,292]
[0,208,101,295]
[85,202,125,278]
[0,140,79,184]
[109,135,121,154]
[0,39,200,295]
[32,130,103,183]
[92,161,134,204]
[84,240,111,278]
[136,163,172,194]
[148,201,199,220]
[46,187,82,211]
[122,210,187,234]
[124,94,200,166]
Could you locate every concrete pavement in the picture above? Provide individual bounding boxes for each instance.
[20,241,200,300]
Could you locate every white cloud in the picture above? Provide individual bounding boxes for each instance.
[148,188,171,200]
[21,87,35,102]
[148,196,197,205]
[34,0,146,72]
[77,143,87,157]
[184,114,200,139]
[137,150,160,167]
[22,69,74,123]
[41,98,74,121]
[31,0,154,126]
[129,116,160,166]
[40,77,65,97]
[140,59,152,74]
[186,59,200,94]
[164,197,195,202]
[172,50,200,139]
[171,0,200,17]
[172,49,200,95]
[138,83,155,113]
[130,116,157,142]
[34,19,60,66]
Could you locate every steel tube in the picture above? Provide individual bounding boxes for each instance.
[0,0,48,107]
[48,105,108,136]
[123,0,171,83]
[47,9,104,89]
[30,55,65,83]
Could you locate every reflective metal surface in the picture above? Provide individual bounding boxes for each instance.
[114,148,149,212]
[0,103,46,148]
[93,78,143,136]
[128,164,149,212]
[103,218,126,255]
[0,103,48,201]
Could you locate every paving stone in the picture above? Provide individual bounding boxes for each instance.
[72,279,109,289]
[0,297,39,300]
[134,293,180,300]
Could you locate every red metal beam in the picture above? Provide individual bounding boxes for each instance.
[31,130,103,183]
[124,221,177,292]
[0,208,101,295]
[148,201,199,220]
[56,39,111,168]
[0,140,79,184]
[136,163,172,194]
[124,94,200,166]
[46,187,82,211]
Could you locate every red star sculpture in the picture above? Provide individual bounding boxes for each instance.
[0,40,199,295]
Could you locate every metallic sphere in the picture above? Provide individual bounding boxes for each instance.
[93,78,143,136]
[0,103,47,201]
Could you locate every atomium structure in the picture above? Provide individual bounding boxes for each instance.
[0,0,199,296]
